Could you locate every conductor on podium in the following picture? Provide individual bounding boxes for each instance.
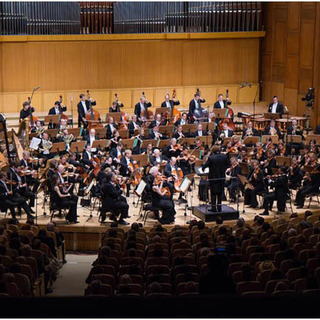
[202,145,228,212]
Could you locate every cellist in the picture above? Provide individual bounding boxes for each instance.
[120,149,137,197]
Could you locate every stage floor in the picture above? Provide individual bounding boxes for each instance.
[12,179,320,251]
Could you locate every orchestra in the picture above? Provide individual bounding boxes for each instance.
[0,88,317,227]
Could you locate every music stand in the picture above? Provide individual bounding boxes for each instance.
[305,134,320,146]
[68,141,85,156]
[106,112,121,123]
[179,137,196,148]
[91,140,107,152]
[44,115,60,125]
[157,139,171,150]
[262,135,279,144]
[223,137,232,146]
[121,139,135,149]
[134,179,147,220]
[51,142,66,154]
[68,128,81,138]
[243,136,260,145]
[38,178,50,217]
[276,156,292,167]
[264,112,280,120]
[95,128,106,139]
[203,122,216,132]
[155,107,170,117]
[181,124,197,133]
[141,139,158,148]
[119,130,129,139]
[159,125,174,136]
[196,136,209,145]
[239,162,250,175]
[303,165,314,173]
[45,129,58,140]
[194,159,204,167]
[132,154,148,167]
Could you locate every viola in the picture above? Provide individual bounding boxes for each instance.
[154,175,171,197]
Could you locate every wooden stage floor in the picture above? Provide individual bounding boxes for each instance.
[14,178,320,251]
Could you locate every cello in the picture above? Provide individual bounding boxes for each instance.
[218,89,235,131]
[85,90,103,130]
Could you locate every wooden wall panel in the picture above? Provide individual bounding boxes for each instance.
[287,2,301,32]
[300,21,315,68]
[273,22,286,65]
[0,38,260,94]
[285,56,299,88]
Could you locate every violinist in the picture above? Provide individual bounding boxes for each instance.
[47,160,58,182]
[19,151,40,194]
[177,148,197,175]
[132,127,147,154]
[145,166,176,225]
[225,157,241,203]
[288,158,302,190]
[261,166,289,216]
[105,116,119,139]
[110,142,124,166]
[134,95,152,121]
[19,101,35,122]
[190,139,207,160]
[214,93,232,109]
[77,93,96,129]
[237,147,251,164]
[120,149,136,197]
[261,148,277,179]
[100,172,130,225]
[298,146,309,166]
[9,161,36,211]
[164,157,181,200]
[128,115,141,138]
[84,128,100,153]
[295,165,320,209]
[263,119,282,138]
[244,160,266,209]
[163,138,183,159]
[0,171,34,220]
[189,92,206,123]
[276,142,287,157]
[56,164,78,201]
[242,121,258,141]
[109,129,122,150]
[149,114,167,129]
[174,112,189,126]
[254,142,265,161]
[49,100,67,116]
[149,149,168,167]
[51,175,78,224]
[161,92,180,109]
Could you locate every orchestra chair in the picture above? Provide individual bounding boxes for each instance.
[306,191,320,208]
[49,196,68,223]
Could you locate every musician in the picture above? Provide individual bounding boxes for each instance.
[237,147,251,165]
[194,124,209,137]
[105,116,119,139]
[268,96,284,118]
[298,146,309,167]
[38,132,53,160]
[263,119,282,138]
[84,128,100,153]
[49,101,67,116]
[295,166,320,209]
[288,159,303,190]
[149,114,166,129]
[174,112,189,126]
[163,138,183,159]
[173,125,186,141]
[120,149,136,197]
[9,161,36,211]
[163,157,182,200]
[261,148,277,178]
[177,148,196,176]
[219,122,234,139]
[244,159,266,208]
[19,151,40,194]
[56,164,79,200]
[110,142,124,165]
[214,93,232,109]
[242,121,258,140]
[134,96,152,121]
[161,93,180,109]
[100,172,130,225]
[82,145,94,167]
[189,92,206,122]
[149,149,168,167]
[190,139,207,159]
[149,126,165,140]
[145,166,176,224]
[0,172,34,220]
[128,115,141,138]
[51,175,78,224]
[286,119,304,155]
[261,167,290,216]
[276,142,288,157]
[19,101,34,122]
[77,93,97,129]
[47,160,58,182]
[109,100,122,113]
[34,120,45,137]
[255,142,266,161]
[225,157,241,203]
[202,145,228,212]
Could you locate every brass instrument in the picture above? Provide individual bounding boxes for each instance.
[270,127,277,136]
[38,139,53,152]
[35,126,45,137]
[63,133,74,144]
[245,127,253,137]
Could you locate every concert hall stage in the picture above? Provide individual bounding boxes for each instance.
[14,186,320,252]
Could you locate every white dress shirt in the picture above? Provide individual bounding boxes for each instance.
[58,172,64,184]
[219,100,224,108]
[55,107,59,115]
[166,101,171,108]
[81,101,87,114]
[224,129,229,137]
[271,103,278,113]
[140,102,145,113]
[180,119,186,125]
[194,99,199,109]
[90,135,96,152]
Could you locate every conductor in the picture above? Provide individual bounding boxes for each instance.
[202,145,228,212]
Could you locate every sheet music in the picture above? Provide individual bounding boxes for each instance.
[135,179,147,196]
[180,177,191,193]
[197,167,209,174]
[29,137,41,150]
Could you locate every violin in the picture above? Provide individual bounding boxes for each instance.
[85,89,103,130]
[154,174,171,197]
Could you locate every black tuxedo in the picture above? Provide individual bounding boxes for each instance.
[48,105,67,115]
[219,129,234,139]
[242,128,259,140]
[105,123,119,139]
[194,130,208,137]
[128,121,141,137]
[82,151,93,166]
[77,100,96,128]
[268,102,284,118]
[84,134,100,145]
[134,101,152,119]
[150,155,168,166]
[287,125,303,136]
[189,98,206,117]
[149,131,166,140]
[213,99,232,109]
[149,119,167,129]
[161,99,180,108]
[163,145,182,159]
[174,118,189,126]
[110,148,123,162]
[202,152,228,211]
[263,125,282,138]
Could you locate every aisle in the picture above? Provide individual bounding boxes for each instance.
[48,253,97,297]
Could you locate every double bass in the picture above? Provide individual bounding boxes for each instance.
[171,89,181,123]
[193,88,208,122]
[140,91,154,122]
[58,95,68,122]
[115,93,129,130]
[218,89,235,131]
[85,90,103,130]
[27,97,38,130]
